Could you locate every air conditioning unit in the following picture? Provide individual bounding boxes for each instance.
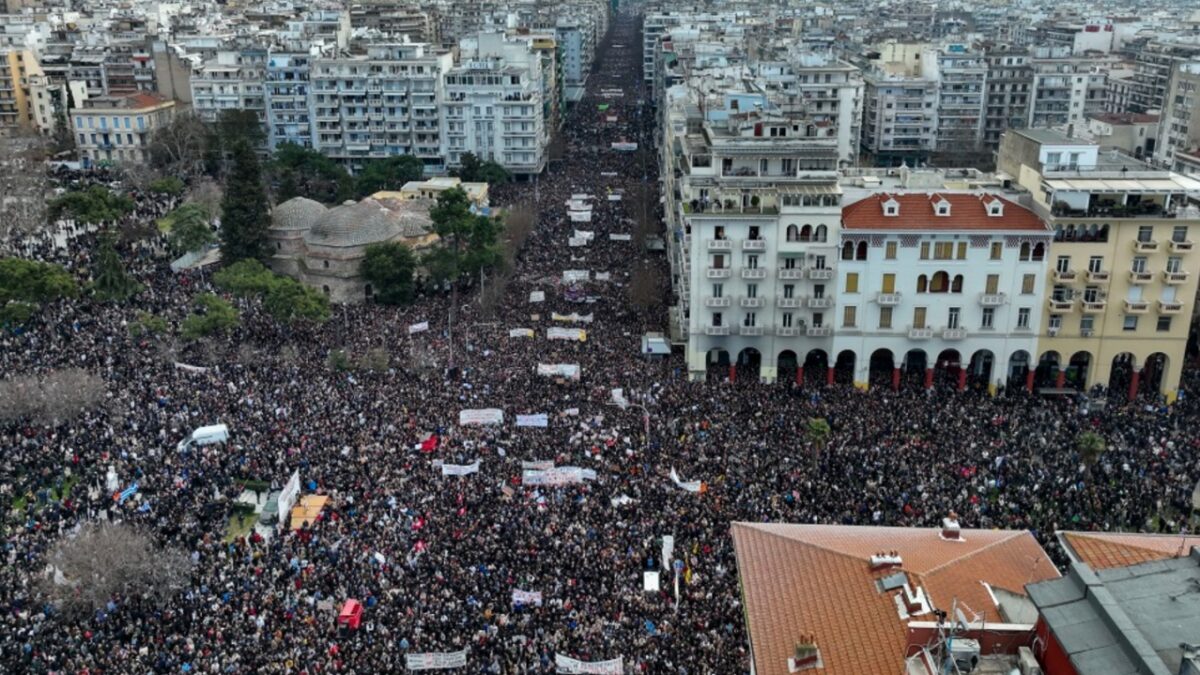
[948,639,980,673]
[1018,647,1043,675]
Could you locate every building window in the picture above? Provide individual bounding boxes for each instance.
[743,312,757,327]
[712,283,723,298]
[812,312,824,327]
[920,242,930,260]
[1157,316,1172,332]
[990,242,1002,260]
[1021,274,1035,294]
[782,313,793,328]
[1017,308,1030,329]
[1123,315,1138,331]
[1081,315,1094,334]
[1048,315,1062,331]
[782,284,794,299]
[879,307,893,329]
[1056,256,1071,273]
[843,306,857,328]
[845,273,859,293]
[746,255,759,269]
[1131,256,1147,273]
[985,274,999,294]
[747,283,757,299]
[885,241,897,259]
[956,242,967,260]
[1167,256,1183,273]
[981,307,994,329]
[712,312,723,327]
[913,307,927,329]
[1172,225,1189,243]
[1136,225,1153,243]
[947,307,960,329]
[934,242,953,260]
[1088,256,1103,273]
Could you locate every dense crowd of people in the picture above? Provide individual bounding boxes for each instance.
[2,10,1199,674]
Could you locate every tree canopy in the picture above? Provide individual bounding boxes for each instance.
[220,142,271,262]
[354,155,425,198]
[361,242,417,305]
[454,152,510,185]
[270,143,354,204]
[181,293,239,339]
[214,259,329,324]
[166,203,217,255]
[0,257,78,326]
[90,235,141,302]
[423,187,503,285]
[48,186,134,224]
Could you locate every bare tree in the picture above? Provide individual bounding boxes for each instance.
[0,133,52,238]
[147,113,209,178]
[38,522,192,616]
[0,368,107,425]
[186,178,224,218]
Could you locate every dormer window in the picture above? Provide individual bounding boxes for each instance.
[936,202,950,216]
[988,202,1003,216]
[883,198,899,217]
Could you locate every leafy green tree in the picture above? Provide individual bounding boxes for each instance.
[213,259,277,296]
[262,277,330,324]
[270,143,353,204]
[148,177,185,196]
[49,186,134,224]
[361,242,417,305]
[129,310,168,337]
[90,235,141,302]
[806,417,832,468]
[0,257,78,326]
[181,293,239,339]
[220,142,271,262]
[1076,431,1105,477]
[355,155,424,198]
[454,151,510,185]
[423,187,503,285]
[166,203,216,255]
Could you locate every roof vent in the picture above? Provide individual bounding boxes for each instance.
[895,580,933,618]
[788,637,823,672]
[941,512,963,541]
[870,551,903,571]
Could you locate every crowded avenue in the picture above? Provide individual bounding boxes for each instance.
[2,9,1200,675]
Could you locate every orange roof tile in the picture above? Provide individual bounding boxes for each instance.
[842,193,1048,232]
[1058,531,1200,570]
[731,523,1059,675]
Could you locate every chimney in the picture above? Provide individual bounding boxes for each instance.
[869,550,903,571]
[941,512,962,541]
[789,636,823,672]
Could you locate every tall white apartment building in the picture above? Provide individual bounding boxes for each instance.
[1027,46,1108,132]
[263,52,314,150]
[754,52,864,166]
[662,95,844,381]
[924,44,988,150]
[1156,62,1200,171]
[310,43,452,173]
[189,48,266,125]
[861,72,940,166]
[832,193,1051,394]
[442,33,546,177]
[555,20,593,101]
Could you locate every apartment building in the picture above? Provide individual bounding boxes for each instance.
[661,96,844,381]
[0,48,35,132]
[999,128,1200,402]
[190,49,266,125]
[1027,46,1107,132]
[643,12,684,83]
[861,72,939,167]
[1128,36,1200,114]
[264,52,313,149]
[442,33,546,177]
[71,92,176,166]
[925,44,987,150]
[310,43,453,174]
[1157,62,1200,171]
[832,192,1050,394]
[753,52,863,165]
[982,46,1031,152]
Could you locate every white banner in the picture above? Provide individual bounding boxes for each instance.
[571,193,593,201]
[643,571,660,592]
[563,270,589,283]
[611,388,629,410]
[552,312,594,323]
[569,211,592,222]
[555,654,624,674]
[606,115,618,123]
[459,409,504,426]
[408,321,430,334]
[568,236,588,247]
[547,328,586,342]
[406,650,468,670]
[600,171,618,176]
[607,194,622,201]
[610,494,636,507]
[523,467,597,485]
[516,414,549,428]
[661,535,675,572]
[512,589,543,606]
[573,230,595,241]
[278,470,301,527]
[529,291,545,303]
[521,460,555,470]
[670,468,702,493]
[537,363,581,380]
[173,362,210,373]
[611,142,637,151]
[608,234,631,241]
[509,328,534,338]
[595,272,611,282]
[441,460,480,476]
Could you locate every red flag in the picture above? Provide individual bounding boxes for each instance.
[419,435,439,452]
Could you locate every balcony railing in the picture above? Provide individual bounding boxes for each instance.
[807,297,834,309]
[1159,300,1183,314]
[942,327,968,340]
[704,326,731,336]
[1163,270,1189,285]
[707,239,732,251]
[776,326,802,337]
[979,292,1008,306]
[1128,270,1152,284]
[1169,239,1193,253]
[739,297,765,308]
[704,297,731,307]
[741,268,767,279]
[1086,270,1110,283]
[1132,239,1159,252]
[742,239,766,251]
[1048,298,1075,312]
[806,326,833,337]
[1124,300,1149,314]
[875,292,902,306]
[1081,300,1106,313]
[908,326,934,339]
[706,269,732,279]
[777,268,804,280]
[808,268,835,280]
[740,326,765,336]
[1053,270,1078,283]
[776,297,804,308]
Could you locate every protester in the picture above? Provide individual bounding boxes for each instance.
[1,11,1197,674]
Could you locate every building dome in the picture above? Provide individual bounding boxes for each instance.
[305,198,434,248]
[270,197,328,232]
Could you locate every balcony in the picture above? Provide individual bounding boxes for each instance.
[908,326,934,339]
[806,326,833,337]
[942,328,968,340]
[778,268,804,280]
[1131,239,1159,253]
[1169,239,1193,253]
[1086,270,1110,283]
[1053,269,1078,283]
[1163,270,1189,285]
[808,268,835,281]
[704,297,731,308]
[741,268,767,279]
[807,297,834,309]
[707,239,732,251]
[776,327,802,337]
[706,268,732,279]
[1128,270,1153,284]
[1047,298,1075,312]
[742,239,766,251]
[1159,300,1183,314]
[1123,299,1149,314]
[875,292,902,306]
[739,297,765,308]
[704,326,731,336]
[740,326,765,336]
[777,297,804,308]
[979,293,1008,306]
[1081,300,1106,313]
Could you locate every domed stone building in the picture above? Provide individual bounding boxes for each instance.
[267,194,438,303]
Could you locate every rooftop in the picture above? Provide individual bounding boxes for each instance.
[1013,128,1095,146]
[842,193,1048,231]
[1059,531,1200,570]
[730,522,1059,675]
[1087,112,1160,125]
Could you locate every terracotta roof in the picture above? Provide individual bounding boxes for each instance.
[730,523,1059,675]
[842,193,1048,232]
[125,92,171,109]
[1058,531,1200,570]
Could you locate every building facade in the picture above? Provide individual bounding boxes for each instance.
[71,92,176,166]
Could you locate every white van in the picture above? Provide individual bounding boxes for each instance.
[177,424,229,451]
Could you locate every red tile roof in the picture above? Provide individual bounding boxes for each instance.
[1059,531,1200,570]
[731,523,1059,675]
[842,193,1048,232]
[125,92,171,109]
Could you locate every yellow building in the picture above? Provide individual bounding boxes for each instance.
[999,129,1200,403]
[0,49,36,132]
[382,177,490,209]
